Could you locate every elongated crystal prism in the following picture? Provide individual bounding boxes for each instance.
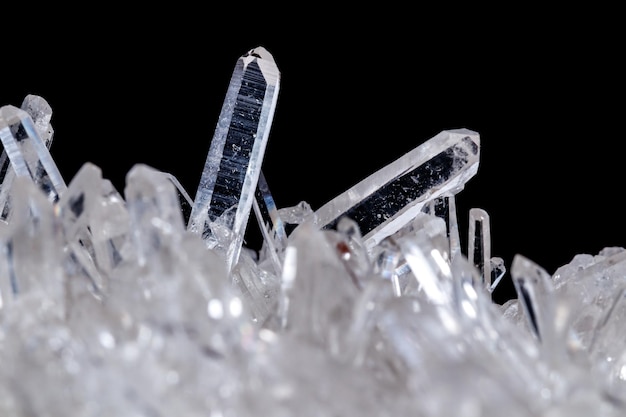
[511,254,556,343]
[468,208,492,294]
[188,46,280,272]
[253,170,286,274]
[423,194,462,260]
[0,105,66,203]
[311,129,479,250]
[0,95,55,221]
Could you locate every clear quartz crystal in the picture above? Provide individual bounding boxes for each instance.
[0,105,66,203]
[0,96,56,221]
[125,164,186,266]
[489,256,506,292]
[422,194,461,260]
[252,170,286,275]
[468,208,492,294]
[4,54,626,416]
[188,46,280,273]
[21,94,54,145]
[309,128,480,250]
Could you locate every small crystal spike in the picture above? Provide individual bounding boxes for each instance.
[489,256,506,293]
[422,194,461,260]
[253,170,287,274]
[188,46,280,272]
[511,254,556,344]
[0,105,66,203]
[468,208,492,294]
[0,176,64,302]
[311,129,479,250]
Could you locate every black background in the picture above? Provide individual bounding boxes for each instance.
[2,7,624,304]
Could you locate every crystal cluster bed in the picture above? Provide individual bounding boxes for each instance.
[1,47,625,417]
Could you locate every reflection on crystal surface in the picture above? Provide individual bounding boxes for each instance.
[3,49,626,416]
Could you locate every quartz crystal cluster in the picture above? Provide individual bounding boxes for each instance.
[1,47,626,417]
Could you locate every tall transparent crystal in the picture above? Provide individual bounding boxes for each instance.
[311,129,479,250]
[188,46,280,272]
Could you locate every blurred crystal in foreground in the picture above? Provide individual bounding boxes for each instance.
[1,48,626,417]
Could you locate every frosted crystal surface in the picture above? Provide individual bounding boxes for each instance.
[2,48,626,417]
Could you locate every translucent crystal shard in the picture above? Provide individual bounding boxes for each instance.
[0,95,55,221]
[0,105,66,203]
[254,171,286,247]
[125,164,186,266]
[311,129,479,250]
[21,94,54,145]
[188,46,280,272]
[395,214,453,303]
[57,163,107,295]
[422,194,461,260]
[468,208,492,294]
[511,254,568,364]
[252,170,287,274]
[489,256,506,293]
[0,176,65,304]
[279,222,360,350]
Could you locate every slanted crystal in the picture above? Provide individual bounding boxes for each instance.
[0,95,55,221]
[0,105,66,203]
[8,51,626,417]
[253,170,286,275]
[188,46,280,273]
[160,171,194,226]
[310,129,479,250]
[21,94,54,145]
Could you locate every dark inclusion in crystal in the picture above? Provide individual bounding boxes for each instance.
[205,60,266,232]
[323,136,478,237]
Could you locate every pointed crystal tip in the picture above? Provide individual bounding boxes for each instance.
[243,46,274,62]
[241,46,280,86]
